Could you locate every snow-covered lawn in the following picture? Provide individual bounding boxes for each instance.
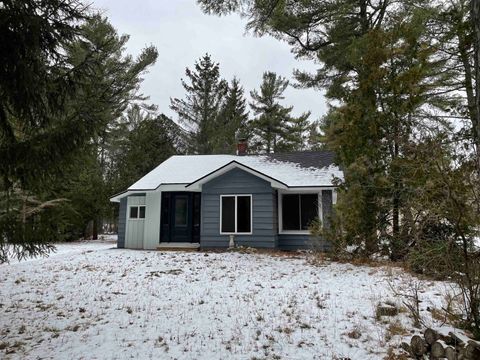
[0,242,451,359]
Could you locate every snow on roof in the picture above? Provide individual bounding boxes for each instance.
[127,152,343,191]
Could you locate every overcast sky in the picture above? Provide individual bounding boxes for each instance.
[91,0,328,121]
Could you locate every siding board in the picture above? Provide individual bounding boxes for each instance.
[200,168,276,248]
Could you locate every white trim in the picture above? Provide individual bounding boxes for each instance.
[129,205,146,220]
[157,243,200,249]
[219,194,253,235]
[187,162,288,191]
[110,185,201,202]
[111,190,149,203]
[277,190,322,235]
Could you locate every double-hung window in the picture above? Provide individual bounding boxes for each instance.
[129,205,146,219]
[220,195,252,234]
[281,193,319,231]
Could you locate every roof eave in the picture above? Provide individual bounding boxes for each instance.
[186,160,289,190]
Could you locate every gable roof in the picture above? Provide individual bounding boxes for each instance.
[111,151,343,201]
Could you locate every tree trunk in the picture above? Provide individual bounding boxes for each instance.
[92,218,98,240]
[472,0,480,172]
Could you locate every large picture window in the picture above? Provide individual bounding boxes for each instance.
[220,195,252,234]
[281,194,318,231]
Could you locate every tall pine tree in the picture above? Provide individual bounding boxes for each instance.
[170,54,228,154]
[249,71,310,153]
[214,77,249,153]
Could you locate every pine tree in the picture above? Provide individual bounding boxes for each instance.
[64,15,158,239]
[249,71,310,153]
[213,77,250,153]
[281,111,311,151]
[0,8,159,260]
[170,54,228,154]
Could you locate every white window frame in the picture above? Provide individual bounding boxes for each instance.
[278,191,322,235]
[129,205,146,220]
[219,194,253,235]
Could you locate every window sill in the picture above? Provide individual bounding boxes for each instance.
[220,232,253,236]
[279,231,311,235]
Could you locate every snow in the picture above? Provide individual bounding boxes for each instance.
[0,243,451,359]
[127,154,343,191]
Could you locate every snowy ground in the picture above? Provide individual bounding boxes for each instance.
[0,242,454,359]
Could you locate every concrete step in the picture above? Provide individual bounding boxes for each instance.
[157,243,200,251]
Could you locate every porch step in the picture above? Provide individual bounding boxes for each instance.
[157,243,200,250]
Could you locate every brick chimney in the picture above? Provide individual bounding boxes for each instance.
[236,138,248,156]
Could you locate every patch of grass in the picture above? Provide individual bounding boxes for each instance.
[385,321,408,341]
[276,327,293,335]
[346,327,362,339]
[384,347,410,360]
[66,324,80,332]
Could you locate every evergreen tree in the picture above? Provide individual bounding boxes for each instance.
[110,109,187,193]
[281,111,311,151]
[214,77,250,153]
[0,0,92,260]
[0,8,159,260]
[307,120,326,151]
[170,54,228,154]
[63,15,158,239]
[249,71,310,153]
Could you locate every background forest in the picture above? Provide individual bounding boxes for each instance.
[0,2,317,263]
[1,0,480,337]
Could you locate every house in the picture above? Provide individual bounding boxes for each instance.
[110,145,343,251]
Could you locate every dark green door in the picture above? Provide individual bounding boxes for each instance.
[171,193,190,242]
[160,192,200,243]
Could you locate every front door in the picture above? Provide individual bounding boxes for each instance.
[171,193,190,242]
[160,192,201,243]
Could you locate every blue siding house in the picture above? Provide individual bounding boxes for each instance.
[110,149,342,251]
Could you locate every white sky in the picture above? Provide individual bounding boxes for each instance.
[91,0,328,121]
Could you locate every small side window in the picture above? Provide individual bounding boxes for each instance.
[130,206,138,219]
[139,206,146,219]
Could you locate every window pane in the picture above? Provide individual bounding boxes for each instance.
[237,196,251,233]
[130,206,138,219]
[221,196,235,233]
[139,206,146,219]
[175,196,188,226]
[282,194,300,230]
[300,194,318,230]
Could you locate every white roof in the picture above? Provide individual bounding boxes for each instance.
[126,154,343,192]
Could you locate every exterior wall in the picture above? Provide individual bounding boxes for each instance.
[117,197,127,248]
[278,234,331,251]
[125,195,146,249]
[143,191,161,250]
[116,180,335,251]
[200,168,277,248]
